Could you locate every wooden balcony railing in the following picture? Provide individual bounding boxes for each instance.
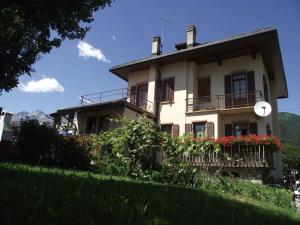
[80,88,154,113]
[186,90,263,112]
[177,144,275,168]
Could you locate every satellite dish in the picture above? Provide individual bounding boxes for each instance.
[254,101,272,117]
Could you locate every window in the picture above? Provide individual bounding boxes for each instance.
[130,86,136,104]
[137,83,148,107]
[161,124,173,136]
[225,122,257,137]
[193,122,206,138]
[233,122,248,136]
[225,71,256,108]
[161,78,174,102]
[86,116,97,134]
[233,73,247,99]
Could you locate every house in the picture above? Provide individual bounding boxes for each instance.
[52,26,288,181]
[0,109,14,142]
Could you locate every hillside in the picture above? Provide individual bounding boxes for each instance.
[0,162,299,225]
[279,112,300,146]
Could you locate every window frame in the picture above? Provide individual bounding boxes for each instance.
[136,83,148,107]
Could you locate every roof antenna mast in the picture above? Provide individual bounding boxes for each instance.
[160,18,173,52]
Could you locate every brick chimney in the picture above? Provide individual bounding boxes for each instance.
[186,25,197,48]
[152,36,161,55]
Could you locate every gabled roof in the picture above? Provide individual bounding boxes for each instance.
[110,28,288,99]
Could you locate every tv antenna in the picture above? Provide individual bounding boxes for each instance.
[160,18,174,51]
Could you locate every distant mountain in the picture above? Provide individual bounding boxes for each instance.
[278,112,300,147]
[11,110,53,126]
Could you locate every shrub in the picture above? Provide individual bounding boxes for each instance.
[90,115,163,177]
[16,119,58,164]
[15,119,91,170]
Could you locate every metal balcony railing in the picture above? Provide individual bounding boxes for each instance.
[80,88,154,113]
[186,90,263,112]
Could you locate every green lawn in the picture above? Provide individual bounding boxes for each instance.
[0,162,299,225]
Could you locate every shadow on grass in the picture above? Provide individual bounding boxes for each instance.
[0,163,299,225]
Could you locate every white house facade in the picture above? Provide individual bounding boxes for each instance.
[52,26,288,180]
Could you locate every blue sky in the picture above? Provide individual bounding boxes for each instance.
[1,0,300,115]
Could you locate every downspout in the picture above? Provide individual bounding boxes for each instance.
[154,65,161,124]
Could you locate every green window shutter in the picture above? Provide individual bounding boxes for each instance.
[225,124,233,136]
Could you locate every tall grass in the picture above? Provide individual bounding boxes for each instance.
[0,162,299,225]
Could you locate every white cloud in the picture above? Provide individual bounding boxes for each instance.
[112,35,117,42]
[19,77,64,93]
[77,41,110,63]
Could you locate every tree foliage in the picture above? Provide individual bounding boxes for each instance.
[0,0,113,93]
[282,143,300,175]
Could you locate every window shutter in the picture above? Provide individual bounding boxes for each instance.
[130,86,136,104]
[198,77,211,97]
[168,78,174,101]
[249,122,258,135]
[172,124,179,137]
[206,122,214,138]
[185,123,193,133]
[225,124,233,136]
[266,124,271,136]
[224,75,232,108]
[247,71,255,92]
[224,75,232,94]
[158,80,163,101]
[263,75,269,102]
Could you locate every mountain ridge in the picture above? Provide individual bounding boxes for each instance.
[11,110,53,126]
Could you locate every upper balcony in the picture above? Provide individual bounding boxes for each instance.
[186,90,263,113]
[80,88,154,113]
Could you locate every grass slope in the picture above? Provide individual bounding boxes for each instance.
[0,163,299,225]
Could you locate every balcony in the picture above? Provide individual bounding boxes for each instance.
[171,144,275,168]
[186,91,263,113]
[80,88,154,113]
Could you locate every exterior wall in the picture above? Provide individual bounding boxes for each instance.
[126,53,279,138]
[196,54,265,99]
[220,112,267,136]
[123,107,142,120]
[159,62,188,134]
[127,69,149,92]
